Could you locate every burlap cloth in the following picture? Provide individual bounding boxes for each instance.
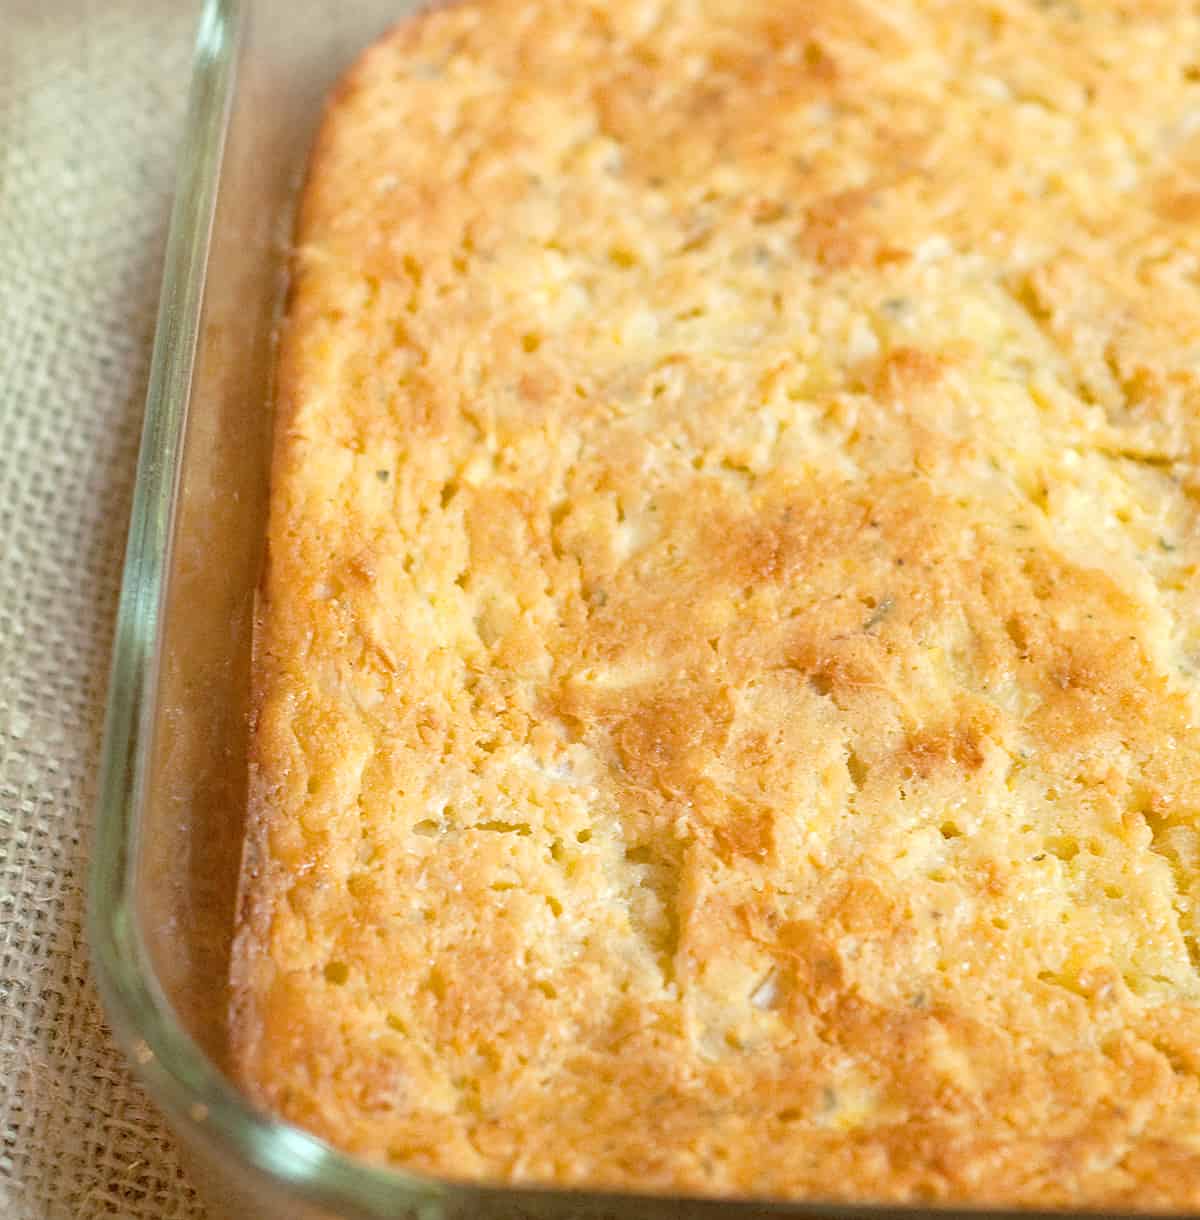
[1,2,208,1215]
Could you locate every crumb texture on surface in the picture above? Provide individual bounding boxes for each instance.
[232,0,1200,1206]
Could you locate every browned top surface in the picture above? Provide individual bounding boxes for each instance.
[232,0,1200,1205]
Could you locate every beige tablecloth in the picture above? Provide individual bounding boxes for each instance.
[1,2,208,1215]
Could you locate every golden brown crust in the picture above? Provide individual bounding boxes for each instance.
[231,0,1200,1205]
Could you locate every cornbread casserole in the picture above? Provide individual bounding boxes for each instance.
[231,0,1200,1206]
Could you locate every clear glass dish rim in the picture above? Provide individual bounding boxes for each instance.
[82,1,1185,1216]
[84,1,447,1212]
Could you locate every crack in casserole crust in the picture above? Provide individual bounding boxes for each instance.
[232,0,1200,1206]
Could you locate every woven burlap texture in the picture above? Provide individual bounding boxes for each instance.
[0,2,207,1216]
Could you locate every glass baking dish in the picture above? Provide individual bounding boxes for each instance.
[86,1,1179,1217]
